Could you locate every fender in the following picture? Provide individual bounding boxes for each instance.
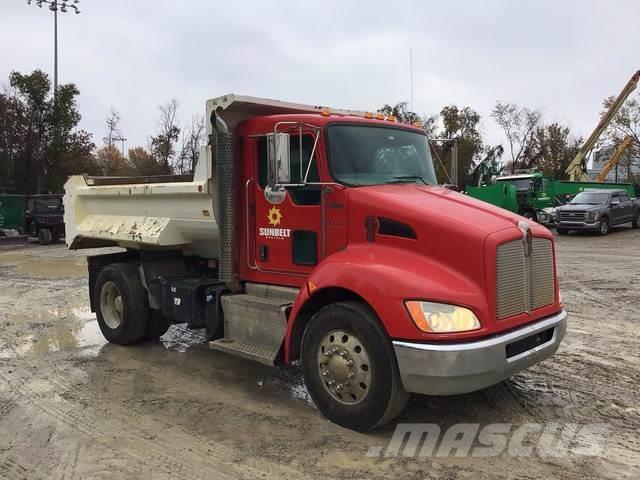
[284,244,489,363]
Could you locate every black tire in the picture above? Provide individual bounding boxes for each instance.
[598,217,609,236]
[632,214,639,229]
[143,310,171,341]
[38,228,52,245]
[556,227,569,235]
[301,301,409,431]
[94,263,149,345]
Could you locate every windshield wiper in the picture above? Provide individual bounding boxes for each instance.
[386,175,428,185]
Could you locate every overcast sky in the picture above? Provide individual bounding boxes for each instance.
[2,0,639,151]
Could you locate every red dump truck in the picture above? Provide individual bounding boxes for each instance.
[64,95,567,430]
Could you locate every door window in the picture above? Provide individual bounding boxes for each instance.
[257,135,321,205]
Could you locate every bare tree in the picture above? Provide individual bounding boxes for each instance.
[150,99,180,173]
[491,101,542,173]
[103,108,121,147]
[176,115,205,174]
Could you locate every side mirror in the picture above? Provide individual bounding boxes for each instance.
[267,133,290,186]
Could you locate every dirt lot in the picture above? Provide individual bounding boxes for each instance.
[0,227,638,480]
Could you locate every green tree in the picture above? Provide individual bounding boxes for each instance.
[378,102,423,124]
[439,105,484,185]
[96,145,132,176]
[527,122,582,179]
[129,147,167,176]
[0,70,97,193]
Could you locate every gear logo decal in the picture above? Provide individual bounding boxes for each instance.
[260,207,291,239]
[268,206,282,226]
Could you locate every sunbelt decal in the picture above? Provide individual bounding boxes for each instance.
[259,207,291,239]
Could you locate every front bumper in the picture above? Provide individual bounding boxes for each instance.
[393,309,567,395]
[556,220,601,231]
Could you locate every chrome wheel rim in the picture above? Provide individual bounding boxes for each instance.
[600,220,608,234]
[317,330,372,405]
[100,281,123,329]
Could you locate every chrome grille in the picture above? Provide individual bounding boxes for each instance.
[496,238,554,319]
[557,210,587,221]
[530,238,555,310]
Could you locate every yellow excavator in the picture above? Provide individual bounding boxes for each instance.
[595,136,636,182]
[566,69,640,181]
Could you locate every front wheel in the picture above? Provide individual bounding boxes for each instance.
[301,301,408,431]
[556,227,569,235]
[632,214,639,229]
[599,217,609,236]
[38,228,52,245]
[94,263,149,345]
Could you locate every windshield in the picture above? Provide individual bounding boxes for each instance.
[34,197,63,213]
[570,192,609,205]
[327,125,438,186]
[497,178,532,191]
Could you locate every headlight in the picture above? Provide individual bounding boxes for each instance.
[587,210,599,221]
[405,301,481,333]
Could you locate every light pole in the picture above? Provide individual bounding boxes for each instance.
[25,0,81,97]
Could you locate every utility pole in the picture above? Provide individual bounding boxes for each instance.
[113,136,128,158]
[25,1,81,98]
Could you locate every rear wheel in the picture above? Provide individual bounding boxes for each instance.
[94,263,148,345]
[632,214,639,229]
[599,217,609,235]
[38,228,52,245]
[301,301,408,431]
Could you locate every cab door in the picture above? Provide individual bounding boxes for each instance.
[609,193,624,224]
[618,192,633,222]
[251,133,324,278]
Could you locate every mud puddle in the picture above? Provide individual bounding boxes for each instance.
[11,257,87,278]
[2,302,105,358]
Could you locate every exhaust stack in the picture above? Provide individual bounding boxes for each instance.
[212,112,240,288]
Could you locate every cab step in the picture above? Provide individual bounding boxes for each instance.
[209,284,299,366]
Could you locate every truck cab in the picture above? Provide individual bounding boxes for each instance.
[64,95,567,431]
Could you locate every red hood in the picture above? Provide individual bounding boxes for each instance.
[345,184,552,307]
[348,184,548,237]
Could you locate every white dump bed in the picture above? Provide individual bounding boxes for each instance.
[63,157,220,257]
[64,93,363,258]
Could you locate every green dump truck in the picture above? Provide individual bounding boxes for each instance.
[466,173,637,223]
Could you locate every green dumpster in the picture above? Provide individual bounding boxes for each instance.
[0,194,27,232]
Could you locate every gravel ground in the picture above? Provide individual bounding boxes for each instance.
[0,227,638,480]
